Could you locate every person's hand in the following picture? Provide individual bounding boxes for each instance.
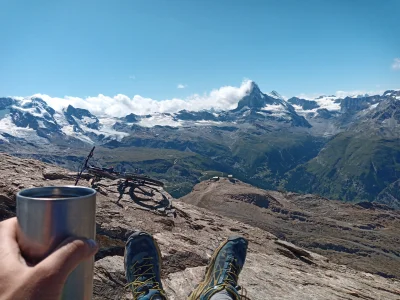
[0,217,98,300]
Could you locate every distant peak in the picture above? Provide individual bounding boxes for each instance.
[30,97,44,102]
[65,104,95,118]
[65,104,77,114]
[268,90,284,100]
[383,90,400,97]
[19,97,48,109]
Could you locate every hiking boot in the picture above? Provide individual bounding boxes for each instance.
[124,231,167,300]
[188,236,248,300]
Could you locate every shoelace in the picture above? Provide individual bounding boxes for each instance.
[237,286,250,300]
[124,257,164,299]
[200,257,248,300]
[223,258,239,287]
[222,258,252,299]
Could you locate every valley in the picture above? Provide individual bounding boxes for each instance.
[0,83,399,207]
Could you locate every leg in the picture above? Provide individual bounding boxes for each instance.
[188,236,248,300]
[209,289,236,300]
[124,231,167,300]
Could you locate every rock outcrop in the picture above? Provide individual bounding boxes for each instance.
[0,154,399,299]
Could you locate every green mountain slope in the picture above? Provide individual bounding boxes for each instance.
[283,132,400,203]
[377,179,400,209]
[116,126,327,191]
[229,131,326,189]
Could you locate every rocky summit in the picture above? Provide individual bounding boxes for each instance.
[0,154,399,299]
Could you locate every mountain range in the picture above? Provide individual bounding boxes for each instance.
[0,82,399,208]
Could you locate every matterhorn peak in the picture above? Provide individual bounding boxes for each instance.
[248,81,262,95]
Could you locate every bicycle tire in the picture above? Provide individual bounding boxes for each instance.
[87,166,164,187]
[124,174,164,187]
[87,167,119,180]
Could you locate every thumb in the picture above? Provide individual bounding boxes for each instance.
[36,237,98,281]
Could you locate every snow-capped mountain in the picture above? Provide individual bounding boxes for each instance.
[289,90,400,117]
[350,94,400,137]
[0,83,399,147]
[0,97,128,145]
[286,90,400,134]
[223,82,311,127]
[0,97,62,143]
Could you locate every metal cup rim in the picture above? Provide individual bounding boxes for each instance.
[17,185,96,201]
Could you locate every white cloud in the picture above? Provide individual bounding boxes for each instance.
[297,89,385,100]
[32,80,253,117]
[129,75,136,80]
[177,84,187,89]
[392,58,400,70]
[295,93,323,100]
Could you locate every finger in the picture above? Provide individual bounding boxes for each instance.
[0,217,21,261]
[35,237,98,281]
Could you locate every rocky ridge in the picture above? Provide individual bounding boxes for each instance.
[0,154,399,299]
[181,178,400,279]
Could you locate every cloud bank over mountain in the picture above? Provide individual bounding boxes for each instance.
[31,80,253,117]
[13,80,397,118]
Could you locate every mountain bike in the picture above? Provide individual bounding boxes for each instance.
[75,146,164,188]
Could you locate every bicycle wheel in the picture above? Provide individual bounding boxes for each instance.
[124,174,164,187]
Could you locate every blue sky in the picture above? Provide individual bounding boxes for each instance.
[0,0,399,100]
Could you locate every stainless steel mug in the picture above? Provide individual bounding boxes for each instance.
[16,186,97,300]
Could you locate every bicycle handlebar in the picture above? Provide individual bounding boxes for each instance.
[75,146,96,186]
